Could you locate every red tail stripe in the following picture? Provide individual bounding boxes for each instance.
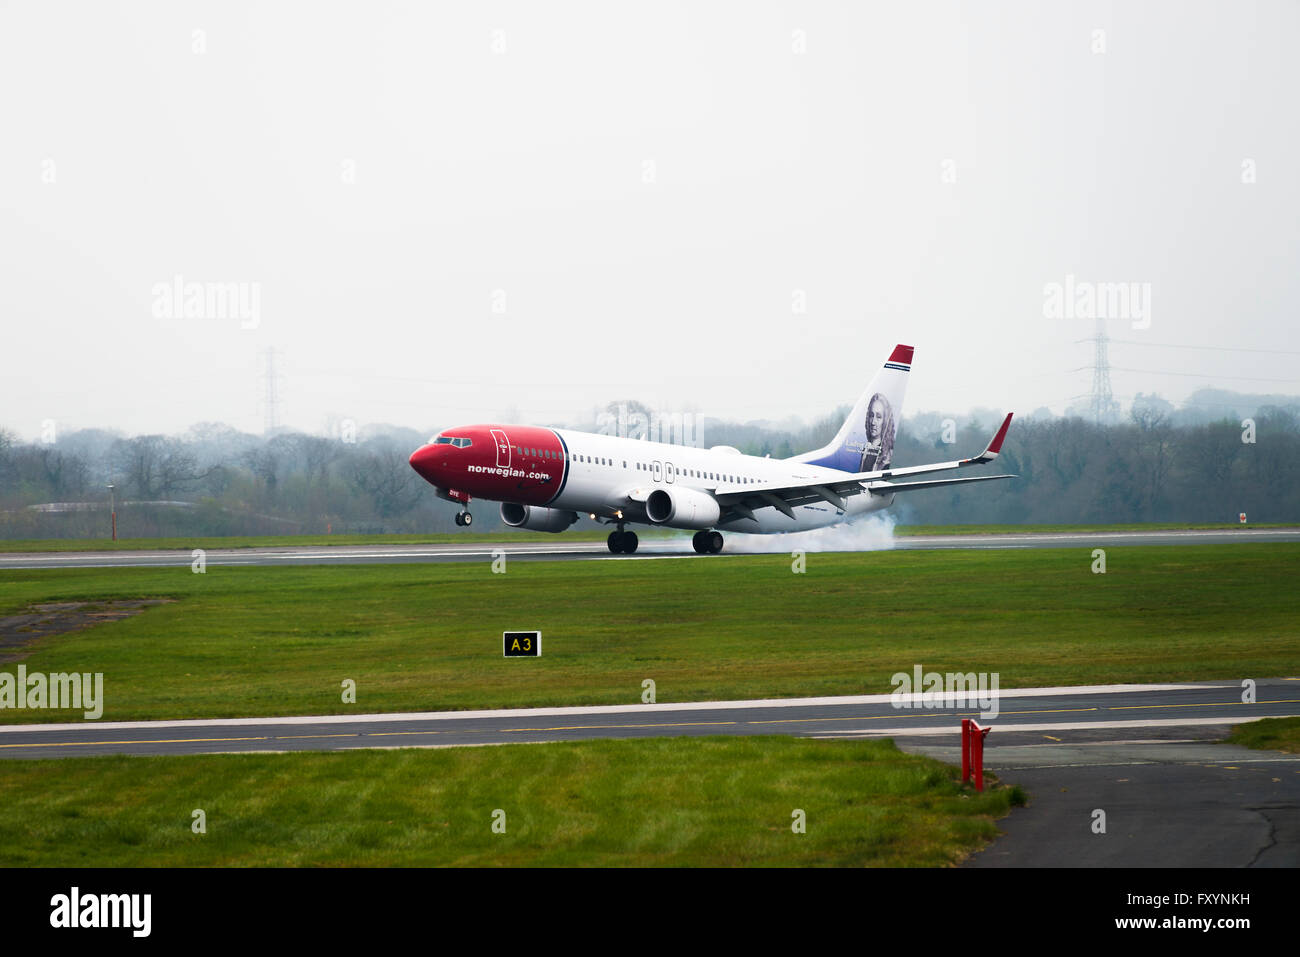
[888,344,915,364]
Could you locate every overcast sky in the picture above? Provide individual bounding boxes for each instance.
[3,1,1297,441]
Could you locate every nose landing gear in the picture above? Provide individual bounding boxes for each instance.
[454,511,473,527]
[692,530,723,554]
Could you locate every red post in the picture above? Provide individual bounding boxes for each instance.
[960,718,971,784]
[111,511,117,542]
[962,719,991,792]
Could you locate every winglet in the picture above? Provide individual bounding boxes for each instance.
[970,413,1014,463]
[987,412,1013,454]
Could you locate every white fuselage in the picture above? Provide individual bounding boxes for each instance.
[547,429,889,533]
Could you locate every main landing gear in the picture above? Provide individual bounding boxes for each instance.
[607,525,639,554]
[454,511,473,527]
[692,530,724,554]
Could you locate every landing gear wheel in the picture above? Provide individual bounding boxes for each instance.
[608,531,624,554]
[455,511,472,527]
[694,530,723,554]
[622,531,638,554]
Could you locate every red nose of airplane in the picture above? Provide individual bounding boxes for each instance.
[409,444,441,485]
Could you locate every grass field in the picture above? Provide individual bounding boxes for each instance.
[0,522,1290,552]
[0,736,1022,866]
[1229,716,1300,754]
[1,545,1297,723]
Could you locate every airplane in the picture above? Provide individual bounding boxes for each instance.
[408,344,1016,554]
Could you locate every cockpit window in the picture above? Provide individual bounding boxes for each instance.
[431,436,472,448]
[433,436,454,445]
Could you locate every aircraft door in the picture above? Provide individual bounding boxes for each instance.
[665,462,675,483]
[490,430,511,468]
[652,460,662,482]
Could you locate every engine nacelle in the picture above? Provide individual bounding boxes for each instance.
[500,503,579,533]
[644,486,721,529]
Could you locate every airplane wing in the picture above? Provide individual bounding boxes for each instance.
[713,413,1016,523]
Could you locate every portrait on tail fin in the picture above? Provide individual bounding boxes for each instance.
[859,393,895,471]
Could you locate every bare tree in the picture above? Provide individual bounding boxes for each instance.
[1131,396,1176,518]
[294,435,342,485]
[349,447,420,517]
[112,435,202,499]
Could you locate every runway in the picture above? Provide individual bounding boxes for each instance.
[2,679,1297,759]
[1,526,1296,569]
[5,679,1297,866]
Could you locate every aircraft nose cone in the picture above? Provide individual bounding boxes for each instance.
[409,444,440,484]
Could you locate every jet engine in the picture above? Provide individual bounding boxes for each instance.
[500,503,580,533]
[644,486,721,529]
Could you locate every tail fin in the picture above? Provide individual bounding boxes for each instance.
[793,344,913,472]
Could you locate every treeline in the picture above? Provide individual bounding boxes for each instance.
[886,404,1300,526]
[1,398,1298,540]
[0,423,440,539]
